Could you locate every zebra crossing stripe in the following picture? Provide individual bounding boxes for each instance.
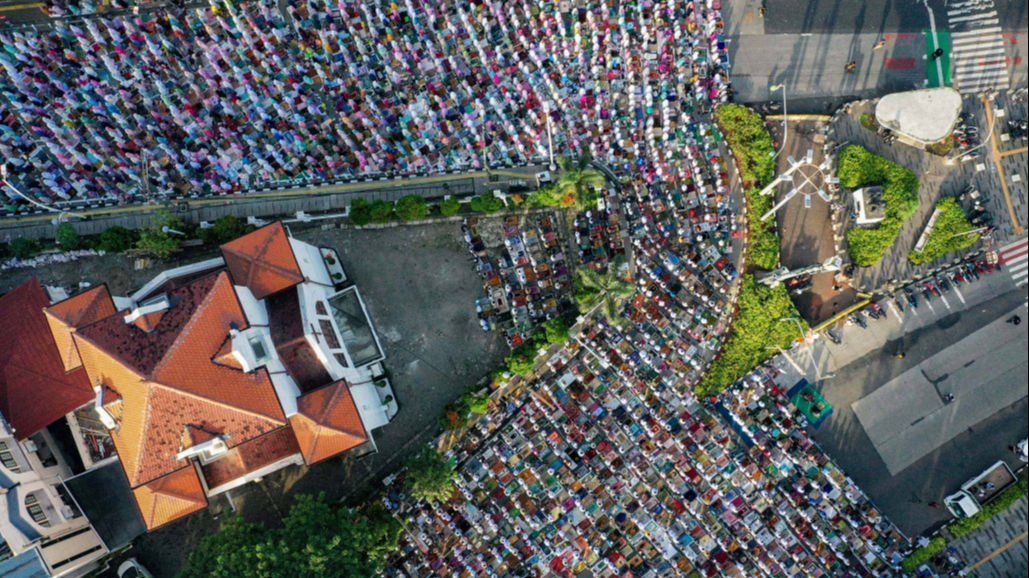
[952,45,1006,60]
[951,27,1003,40]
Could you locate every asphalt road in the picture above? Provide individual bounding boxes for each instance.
[761,0,1028,34]
[725,0,1029,109]
[810,288,1028,537]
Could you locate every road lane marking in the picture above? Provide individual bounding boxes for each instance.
[953,285,966,305]
[940,293,951,310]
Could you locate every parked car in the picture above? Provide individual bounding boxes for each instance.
[118,559,154,578]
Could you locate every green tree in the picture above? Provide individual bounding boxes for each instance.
[697,275,806,396]
[553,155,605,210]
[136,211,183,259]
[439,196,462,217]
[55,222,81,250]
[9,237,40,259]
[349,198,394,225]
[505,339,540,376]
[405,448,458,504]
[182,494,401,578]
[574,259,635,325]
[542,312,576,345]
[97,226,137,253]
[394,195,428,221]
[200,215,251,245]
[469,193,505,214]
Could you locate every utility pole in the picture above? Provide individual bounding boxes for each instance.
[544,103,556,172]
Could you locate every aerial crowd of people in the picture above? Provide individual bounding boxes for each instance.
[2,0,728,211]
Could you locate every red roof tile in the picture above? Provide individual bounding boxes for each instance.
[73,271,287,487]
[201,426,301,490]
[290,381,368,465]
[132,466,208,530]
[45,285,118,371]
[0,280,94,438]
[220,222,304,300]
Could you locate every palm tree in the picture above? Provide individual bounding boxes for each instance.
[574,257,635,325]
[555,155,606,210]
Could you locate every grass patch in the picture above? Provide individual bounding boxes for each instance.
[840,145,920,267]
[908,198,979,265]
[696,275,806,396]
[860,113,878,131]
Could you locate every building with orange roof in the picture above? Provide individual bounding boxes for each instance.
[1,280,112,577]
[20,222,398,536]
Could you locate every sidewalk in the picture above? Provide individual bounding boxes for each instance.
[0,166,545,242]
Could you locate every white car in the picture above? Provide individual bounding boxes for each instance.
[117,559,153,578]
[1019,439,1028,463]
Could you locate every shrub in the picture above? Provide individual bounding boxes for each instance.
[199,215,251,245]
[900,537,946,573]
[349,198,394,225]
[469,193,505,214]
[714,104,776,187]
[859,113,878,131]
[465,391,491,415]
[839,145,920,267]
[697,275,806,396]
[439,398,471,431]
[715,104,780,270]
[97,226,137,253]
[55,222,81,250]
[9,237,40,259]
[505,339,540,376]
[908,198,979,265]
[439,196,462,217]
[394,195,428,221]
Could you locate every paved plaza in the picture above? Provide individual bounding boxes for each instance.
[852,309,1028,475]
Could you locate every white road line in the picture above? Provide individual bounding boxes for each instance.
[940,293,952,310]
[954,285,966,305]
[889,300,903,320]
[925,299,937,314]
[951,27,1003,40]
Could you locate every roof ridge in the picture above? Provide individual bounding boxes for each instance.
[149,381,286,430]
[150,272,228,380]
[222,241,305,286]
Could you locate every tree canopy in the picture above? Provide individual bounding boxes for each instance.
[574,258,635,325]
[405,448,458,504]
[394,195,429,221]
[181,494,402,578]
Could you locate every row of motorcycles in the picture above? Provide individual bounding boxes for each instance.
[825,258,998,345]
[895,259,997,313]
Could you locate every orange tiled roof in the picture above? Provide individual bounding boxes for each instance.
[290,381,368,465]
[132,466,208,530]
[201,426,301,490]
[1,280,94,438]
[44,285,118,371]
[73,271,287,487]
[220,222,304,300]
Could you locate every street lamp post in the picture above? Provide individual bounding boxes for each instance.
[0,164,85,222]
[770,84,788,161]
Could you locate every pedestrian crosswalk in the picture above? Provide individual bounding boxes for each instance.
[946,0,1010,94]
[998,237,1028,287]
